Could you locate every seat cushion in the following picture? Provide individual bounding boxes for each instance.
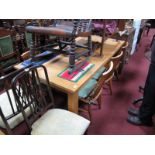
[0,89,31,129]
[92,66,106,80]
[31,109,90,135]
[78,79,97,99]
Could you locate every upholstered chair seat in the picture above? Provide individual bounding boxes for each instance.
[31,109,90,135]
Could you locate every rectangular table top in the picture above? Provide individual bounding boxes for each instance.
[15,38,125,94]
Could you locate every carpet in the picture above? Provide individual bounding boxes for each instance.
[86,28,155,135]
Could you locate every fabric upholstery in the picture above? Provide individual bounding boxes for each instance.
[92,66,106,80]
[31,109,90,135]
[0,35,13,56]
[78,79,97,99]
[0,89,31,129]
[0,35,17,69]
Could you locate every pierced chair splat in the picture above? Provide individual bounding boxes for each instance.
[0,68,29,135]
[11,65,90,135]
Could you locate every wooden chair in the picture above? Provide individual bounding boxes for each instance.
[117,42,129,74]
[122,41,129,60]
[11,65,90,135]
[79,61,114,121]
[25,19,92,73]
[110,51,123,80]
[92,60,114,95]
[0,28,21,76]
[12,21,49,61]
[11,24,35,61]
[0,68,28,135]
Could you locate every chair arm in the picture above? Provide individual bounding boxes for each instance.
[21,51,30,60]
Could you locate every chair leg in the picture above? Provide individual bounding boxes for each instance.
[109,80,113,95]
[87,104,92,121]
[97,94,102,109]
[146,27,150,36]
[115,70,119,80]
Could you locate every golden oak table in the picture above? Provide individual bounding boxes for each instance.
[14,38,125,114]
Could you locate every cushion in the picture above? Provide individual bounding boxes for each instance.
[0,35,14,56]
[92,66,106,80]
[78,79,97,99]
[31,109,90,135]
[0,89,31,129]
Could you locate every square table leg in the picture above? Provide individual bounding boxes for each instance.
[67,92,79,114]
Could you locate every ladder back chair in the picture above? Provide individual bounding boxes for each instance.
[11,65,90,135]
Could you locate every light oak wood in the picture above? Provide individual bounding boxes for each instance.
[68,92,79,113]
[14,38,125,114]
[76,35,103,44]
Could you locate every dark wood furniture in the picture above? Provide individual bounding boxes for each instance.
[25,19,92,73]
[0,28,21,76]
[0,68,27,134]
[11,65,90,135]
[92,19,118,56]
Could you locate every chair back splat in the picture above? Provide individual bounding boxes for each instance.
[11,65,90,135]
[0,68,26,134]
[11,65,55,131]
[90,61,114,99]
[111,51,123,69]
[110,51,123,79]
